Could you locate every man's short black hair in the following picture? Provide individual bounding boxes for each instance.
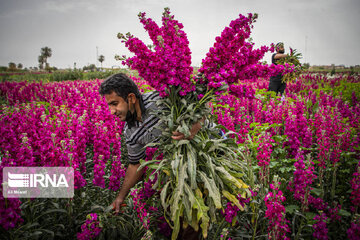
[99,73,141,100]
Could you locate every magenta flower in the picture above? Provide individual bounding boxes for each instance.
[288,150,316,211]
[312,213,328,240]
[119,8,194,97]
[264,182,290,240]
[77,213,102,240]
[347,219,360,240]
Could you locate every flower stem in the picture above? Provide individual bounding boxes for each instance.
[331,163,338,201]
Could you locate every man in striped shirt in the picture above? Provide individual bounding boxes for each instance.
[99,73,203,216]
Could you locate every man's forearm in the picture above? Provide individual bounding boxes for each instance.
[274,53,288,59]
[116,163,145,200]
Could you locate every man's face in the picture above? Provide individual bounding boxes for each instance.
[278,46,285,54]
[104,91,129,121]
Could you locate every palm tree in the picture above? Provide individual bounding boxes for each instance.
[98,55,105,69]
[38,55,45,70]
[41,47,52,69]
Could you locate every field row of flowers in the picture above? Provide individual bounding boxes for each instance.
[0,77,151,239]
[0,71,359,239]
[213,73,360,239]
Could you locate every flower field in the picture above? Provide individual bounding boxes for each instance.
[0,70,359,239]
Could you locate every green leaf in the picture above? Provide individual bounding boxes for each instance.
[285,205,299,214]
[161,181,171,210]
[181,120,191,138]
[180,98,187,107]
[183,183,202,231]
[176,139,190,147]
[171,162,187,221]
[186,103,196,112]
[38,229,55,237]
[144,142,160,148]
[339,209,351,217]
[34,209,67,221]
[215,166,246,190]
[151,158,170,177]
[311,187,322,197]
[171,204,183,240]
[169,106,174,130]
[171,151,181,175]
[198,171,221,209]
[222,190,244,211]
[194,190,210,238]
[23,222,40,230]
[30,231,43,236]
[138,159,161,171]
[187,146,197,189]
[216,83,229,92]
[182,195,193,222]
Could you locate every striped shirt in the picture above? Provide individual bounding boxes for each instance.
[123,91,163,164]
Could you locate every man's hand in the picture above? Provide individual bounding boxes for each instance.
[171,118,204,140]
[111,195,124,214]
[110,163,145,214]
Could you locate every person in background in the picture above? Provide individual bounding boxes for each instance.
[268,42,288,96]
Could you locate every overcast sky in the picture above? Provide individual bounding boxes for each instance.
[0,0,359,69]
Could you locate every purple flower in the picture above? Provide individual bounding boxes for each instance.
[312,213,328,240]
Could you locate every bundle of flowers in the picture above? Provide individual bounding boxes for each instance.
[276,47,303,83]
[198,14,293,88]
[116,8,194,97]
[116,8,293,239]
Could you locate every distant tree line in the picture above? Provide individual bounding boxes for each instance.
[2,46,111,73]
[0,62,24,72]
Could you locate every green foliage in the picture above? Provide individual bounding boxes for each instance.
[255,88,281,104]
[0,73,51,82]
[1,144,146,240]
[277,47,303,83]
[8,62,17,71]
[139,84,252,240]
[302,63,310,70]
[84,71,117,80]
[330,66,336,76]
[83,64,97,71]
[0,69,131,83]
[310,77,360,106]
[50,70,84,81]
[98,55,105,68]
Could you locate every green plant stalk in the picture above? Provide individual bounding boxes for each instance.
[331,163,338,201]
[67,198,73,229]
[294,217,305,240]
[252,206,259,240]
[213,217,226,239]
[319,167,324,199]
[246,149,255,190]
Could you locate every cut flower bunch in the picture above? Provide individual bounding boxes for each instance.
[116,7,293,239]
[277,47,303,83]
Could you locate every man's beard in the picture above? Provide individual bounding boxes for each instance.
[279,50,285,54]
[125,109,138,128]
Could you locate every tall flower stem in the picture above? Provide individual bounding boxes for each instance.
[331,163,338,201]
